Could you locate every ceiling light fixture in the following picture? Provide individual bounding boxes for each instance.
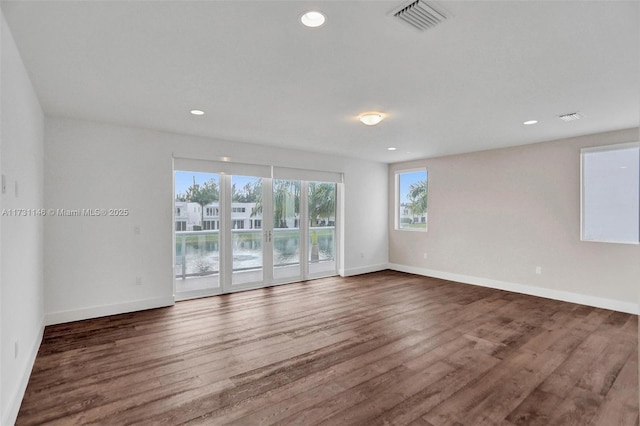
[359,112,384,126]
[388,147,397,151]
[523,120,538,125]
[300,11,326,28]
[190,109,205,116]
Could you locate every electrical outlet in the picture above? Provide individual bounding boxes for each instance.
[134,226,141,235]
[360,252,364,258]
[423,252,428,259]
[136,277,142,285]
[535,266,542,275]
[14,341,19,359]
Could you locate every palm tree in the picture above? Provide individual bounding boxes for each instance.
[308,183,335,226]
[308,183,335,262]
[251,181,334,228]
[251,180,299,228]
[273,180,299,228]
[185,177,218,228]
[233,181,261,203]
[407,180,427,221]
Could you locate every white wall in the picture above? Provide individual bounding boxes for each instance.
[1,12,45,426]
[1,13,4,423]
[1,14,4,423]
[44,117,388,324]
[341,162,389,276]
[389,128,640,314]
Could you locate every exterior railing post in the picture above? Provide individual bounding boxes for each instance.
[181,233,187,279]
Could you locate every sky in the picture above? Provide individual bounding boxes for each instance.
[174,171,216,196]
[399,170,427,204]
[174,171,258,197]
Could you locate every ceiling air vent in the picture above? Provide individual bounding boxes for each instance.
[558,112,584,122]
[392,0,448,32]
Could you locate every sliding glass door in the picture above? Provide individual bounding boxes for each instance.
[308,181,337,277]
[230,175,265,287]
[272,179,302,281]
[270,179,337,282]
[174,171,221,296]
[174,159,339,299]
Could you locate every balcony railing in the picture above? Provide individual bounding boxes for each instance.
[175,226,335,279]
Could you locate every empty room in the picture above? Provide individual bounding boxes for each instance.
[1,1,639,425]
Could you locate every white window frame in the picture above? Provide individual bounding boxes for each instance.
[395,168,428,232]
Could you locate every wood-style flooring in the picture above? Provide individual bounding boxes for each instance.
[17,271,639,425]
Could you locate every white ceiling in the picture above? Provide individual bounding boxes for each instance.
[2,1,639,163]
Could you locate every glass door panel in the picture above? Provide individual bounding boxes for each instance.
[231,175,264,286]
[308,182,337,276]
[272,179,301,281]
[174,171,220,297]
[175,162,339,300]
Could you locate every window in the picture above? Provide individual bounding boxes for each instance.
[205,207,218,216]
[308,181,337,276]
[232,220,245,229]
[396,169,428,231]
[203,220,219,230]
[176,221,186,231]
[581,142,639,244]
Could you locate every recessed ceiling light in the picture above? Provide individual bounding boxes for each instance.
[359,112,384,126]
[388,147,397,151]
[190,110,205,116]
[300,11,326,28]
[523,120,538,125]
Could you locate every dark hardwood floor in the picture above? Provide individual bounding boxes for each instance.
[17,271,638,425]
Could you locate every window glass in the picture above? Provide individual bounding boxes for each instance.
[397,169,428,231]
[308,182,337,276]
[581,143,639,244]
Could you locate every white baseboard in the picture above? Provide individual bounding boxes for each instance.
[341,263,389,277]
[388,263,640,315]
[3,318,45,426]
[45,296,175,325]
